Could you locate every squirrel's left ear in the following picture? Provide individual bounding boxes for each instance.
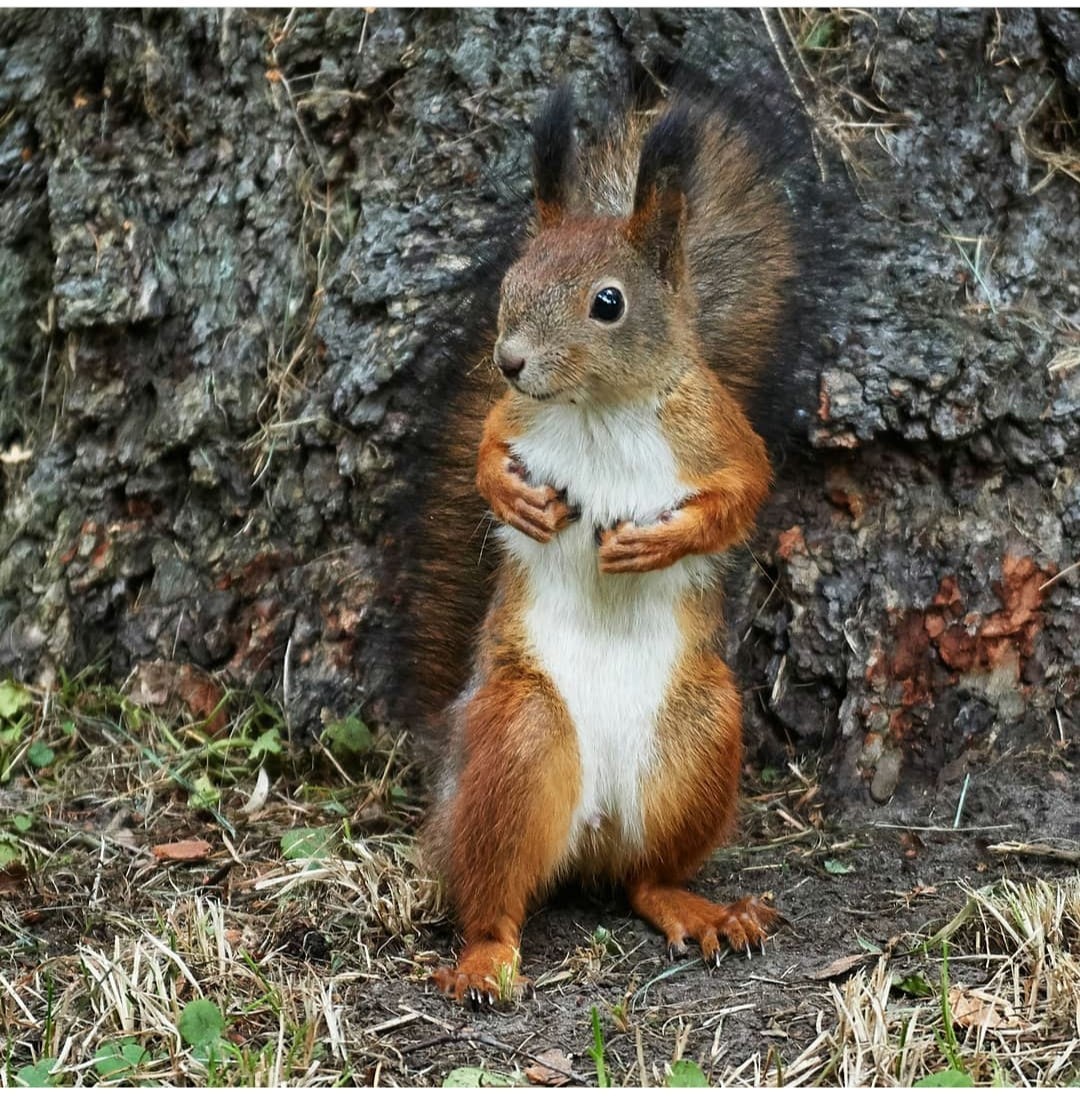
[626,105,696,289]
[532,85,577,230]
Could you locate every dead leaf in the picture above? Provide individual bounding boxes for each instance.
[127,661,174,708]
[104,827,139,851]
[948,986,1008,1029]
[152,839,211,863]
[175,665,227,734]
[810,953,871,980]
[0,864,29,896]
[127,660,228,734]
[525,1049,573,1087]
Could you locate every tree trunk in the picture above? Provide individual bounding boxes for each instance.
[1,9,1077,803]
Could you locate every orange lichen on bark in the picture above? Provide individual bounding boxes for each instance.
[890,612,936,706]
[817,380,830,423]
[128,660,228,735]
[824,466,866,522]
[862,556,1053,751]
[775,525,807,561]
[865,611,935,709]
[214,551,295,595]
[924,555,1053,674]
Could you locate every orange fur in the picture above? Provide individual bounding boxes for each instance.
[476,395,574,542]
[443,359,777,991]
[627,885,779,959]
[598,365,771,574]
[629,643,780,954]
[535,198,564,231]
[429,569,581,999]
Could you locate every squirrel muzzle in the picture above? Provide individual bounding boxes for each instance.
[494,340,527,380]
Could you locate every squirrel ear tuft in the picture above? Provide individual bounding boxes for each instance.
[532,85,577,230]
[626,104,698,287]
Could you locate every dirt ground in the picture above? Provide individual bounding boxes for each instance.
[3,687,1077,1087]
[353,748,1079,1085]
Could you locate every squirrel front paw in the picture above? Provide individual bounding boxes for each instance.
[597,512,689,573]
[479,457,577,543]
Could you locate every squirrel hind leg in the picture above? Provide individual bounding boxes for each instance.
[629,653,781,964]
[626,881,781,964]
[433,662,581,1002]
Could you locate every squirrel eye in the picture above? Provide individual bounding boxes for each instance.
[590,286,624,323]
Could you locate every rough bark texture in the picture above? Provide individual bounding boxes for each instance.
[0,9,1077,805]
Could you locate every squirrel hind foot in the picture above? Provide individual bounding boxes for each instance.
[629,883,782,964]
[699,895,783,963]
[430,940,531,1006]
[430,967,533,1009]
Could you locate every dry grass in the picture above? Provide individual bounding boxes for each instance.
[716,875,1080,1086]
[245,14,355,487]
[761,8,913,183]
[767,7,1080,199]
[2,673,1077,1086]
[0,670,435,1086]
[1002,13,1080,196]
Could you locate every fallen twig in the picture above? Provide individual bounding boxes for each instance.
[986,840,1080,865]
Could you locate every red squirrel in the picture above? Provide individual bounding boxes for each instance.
[404,85,805,1003]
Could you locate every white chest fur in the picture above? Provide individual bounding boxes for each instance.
[499,401,708,849]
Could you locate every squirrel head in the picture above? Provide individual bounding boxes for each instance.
[494,92,700,405]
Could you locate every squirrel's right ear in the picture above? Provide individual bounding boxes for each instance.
[627,105,697,288]
[532,85,576,230]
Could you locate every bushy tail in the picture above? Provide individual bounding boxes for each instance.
[366,235,520,759]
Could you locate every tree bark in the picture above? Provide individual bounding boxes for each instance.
[0,9,1077,803]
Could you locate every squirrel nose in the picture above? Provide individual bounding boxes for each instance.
[495,347,526,379]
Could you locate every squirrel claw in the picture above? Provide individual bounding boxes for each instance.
[432,958,531,1007]
[553,487,581,523]
[479,453,576,543]
[490,470,574,542]
[594,519,629,548]
[668,939,690,961]
[463,985,498,1012]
